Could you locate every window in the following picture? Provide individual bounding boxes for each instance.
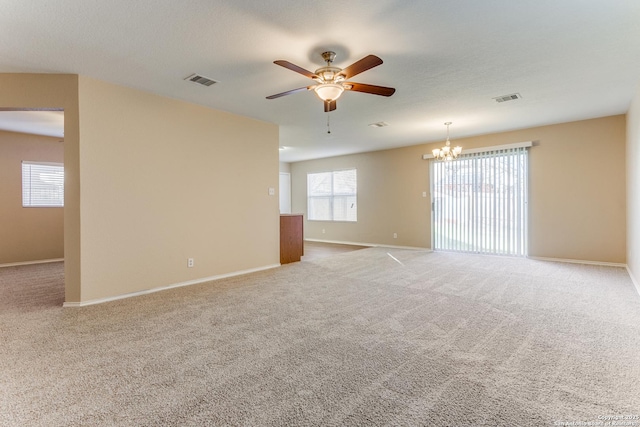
[431,147,528,256]
[22,162,64,207]
[307,169,357,221]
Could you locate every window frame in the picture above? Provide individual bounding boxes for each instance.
[307,168,357,222]
[22,161,65,208]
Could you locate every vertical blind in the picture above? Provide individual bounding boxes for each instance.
[22,162,64,207]
[307,169,357,221]
[431,147,528,256]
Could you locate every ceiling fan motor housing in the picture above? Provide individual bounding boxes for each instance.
[314,67,344,84]
[321,51,337,64]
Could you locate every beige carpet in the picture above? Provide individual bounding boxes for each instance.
[1,249,640,426]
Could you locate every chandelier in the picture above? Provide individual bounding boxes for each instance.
[432,122,462,161]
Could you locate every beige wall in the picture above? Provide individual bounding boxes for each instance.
[0,73,279,304]
[292,146,431,248]
[0,130,64,264]
[77,77,279,302]
[292,115,626,263]
[0,74,81,302]
[627,85,640,284]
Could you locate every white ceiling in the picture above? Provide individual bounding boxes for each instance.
[1,0,639,162]
[0,111,64,138]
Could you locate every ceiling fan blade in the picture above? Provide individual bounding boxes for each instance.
[266,86,312,99]
[344,82,396,97]
[339,55,383,79]
[274,60,318,79]
[324,100,337,112]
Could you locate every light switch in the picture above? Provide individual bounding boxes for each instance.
[268,187,275,196]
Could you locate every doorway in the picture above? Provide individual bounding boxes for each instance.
[0,108,65,307]
[431,147,528,256]
[279,172,291,214]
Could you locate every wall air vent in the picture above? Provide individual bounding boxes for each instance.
[184,73,218,87]
[493,93,522,103]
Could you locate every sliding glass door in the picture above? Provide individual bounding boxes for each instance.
[431,147,528,256]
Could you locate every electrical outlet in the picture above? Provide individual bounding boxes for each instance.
[393,233,398,239]
[268,187,275,196]
[187,258,194,268]
[422,191,427,198]
[322,229,325,234]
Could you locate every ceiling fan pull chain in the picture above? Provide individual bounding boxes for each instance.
[327,112,331,134]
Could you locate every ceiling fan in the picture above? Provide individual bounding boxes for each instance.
[266,51,396,112]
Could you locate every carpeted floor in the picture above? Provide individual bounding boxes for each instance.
[1,249,640,426]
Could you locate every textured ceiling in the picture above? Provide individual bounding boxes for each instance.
[1,0,639,162]
[0,111,63,138]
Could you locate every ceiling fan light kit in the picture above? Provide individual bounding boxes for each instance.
[314,83,344,102]
[267,50,396,112]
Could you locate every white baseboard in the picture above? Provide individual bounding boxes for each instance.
[0,258,64,268]
[527,255,626,268]
[63,263,281,308]
[378,244,432,251]
[305,238,376,247]
[626,266,640,298]
[304,238,430,252]
[529,257,639,297]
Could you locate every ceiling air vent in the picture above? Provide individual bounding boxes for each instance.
[184,73,218,87]
[493,93,522,103]
[368,121,389,128]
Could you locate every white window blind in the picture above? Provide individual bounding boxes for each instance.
[431,147,528,256]
[22,162,64,207]
[308,169,357,221]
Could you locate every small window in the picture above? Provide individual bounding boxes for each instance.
[22,162,64,207]
[307,169,357,221]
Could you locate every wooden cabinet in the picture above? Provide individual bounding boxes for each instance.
[280,214,303,264]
